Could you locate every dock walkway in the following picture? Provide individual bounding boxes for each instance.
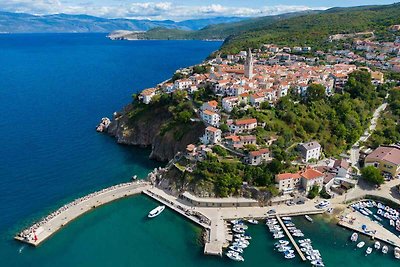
[338,209,400,247]
[15,181,150,246]
[276,216,307,261]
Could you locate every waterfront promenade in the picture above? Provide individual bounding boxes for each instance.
[144,187,325,256]
[15,181,150,246]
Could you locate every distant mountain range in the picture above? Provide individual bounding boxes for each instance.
[0,11,246,33]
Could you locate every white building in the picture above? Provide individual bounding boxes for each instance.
[200,126,222,145]
[300,168,324,193]
[298,141,322,162]
[248,148,271,166]
[174,79,192,90]
[201,100,219,112]
[139,88,157,104]
[201,110,220,127]
[222,97,239,113]
[229,118,257,134]
[275,168,324,194]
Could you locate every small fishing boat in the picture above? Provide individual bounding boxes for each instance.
[373,215,383,221]
[147,205,165,218]
[374,241,381,250]
[278,246,292,252]
[305,215,313,222]
[357,241,365,248]
[282,216,292,221]
[247,219,258,225]
[366,247,372,255]
[278,240,290,245]
[350,232,358,242]
[382,245,389,254]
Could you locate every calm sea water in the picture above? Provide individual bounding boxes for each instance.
[0,34,398,266]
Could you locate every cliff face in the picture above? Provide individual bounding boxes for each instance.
[107,104,204,162]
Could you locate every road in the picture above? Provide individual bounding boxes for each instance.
[349,101,388,172]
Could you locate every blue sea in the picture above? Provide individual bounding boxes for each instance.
[0,33,398,267]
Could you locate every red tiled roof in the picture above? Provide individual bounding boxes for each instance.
[249,148,269,157]
[206,126,220,133]
[235,118,257,125]
[276,172,301,181]
[300,168,324,180]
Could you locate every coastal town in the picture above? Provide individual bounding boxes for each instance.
[17,23,400,266]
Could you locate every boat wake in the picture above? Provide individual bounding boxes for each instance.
[18,245,26,254]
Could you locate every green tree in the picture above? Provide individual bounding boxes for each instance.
[361,166,384,185]
[306,83,326,102]
[307,185,320,199]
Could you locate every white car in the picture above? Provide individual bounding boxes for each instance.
[317,200,330,209]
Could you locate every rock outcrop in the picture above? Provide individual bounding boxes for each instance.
[106,104,205,162]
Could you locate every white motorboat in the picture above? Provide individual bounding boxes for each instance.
[395,247,400,259]
[282,217,292,221]
[350,232,358,242]
[285,253,295,259]
[305,215,313,222]
[311,260,325,267]
[382,245,389,254]
[226,251,244,262]
[147,205,165,218]
[232,242,248,248]
[365,247,372,255]
[374,241,381,250]
[360,209,369,216]
[357,241,365,248]
[247,219,258,224]
[278,240,290,245]
[229,246,243,253]
[278,246,292,252]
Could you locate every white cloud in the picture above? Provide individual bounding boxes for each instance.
[0,1,328,20]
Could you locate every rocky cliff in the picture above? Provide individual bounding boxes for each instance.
[107,103,205,162]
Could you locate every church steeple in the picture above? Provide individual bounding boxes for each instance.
[244,48,253,79]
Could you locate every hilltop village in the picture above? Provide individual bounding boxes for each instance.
[98,29,400,203]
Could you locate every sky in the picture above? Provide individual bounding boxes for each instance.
[0,0,397,21]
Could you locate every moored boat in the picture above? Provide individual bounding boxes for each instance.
[382,245,389,254]
[226,251,244,262]
[357,241,365,248]
[365,247,372,255]
[350,232,358,242]
[247,219,258,224]
[147,205,165,218]
[305,215,313,222]
[394,247,400,259]
[374,241,381,250]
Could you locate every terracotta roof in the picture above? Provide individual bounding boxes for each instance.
[140,88,156,96]
[249,148,269,157]
[300,168,324,180]
[276,172,301,181]
[207,100,218,107]
[225,135,240,142]
[240,135,257,141]
[366,146,400,165]
[203,110,218,116]
[235,118,257,125]
[206,126,220,133]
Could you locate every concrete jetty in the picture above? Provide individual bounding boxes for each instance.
[15,181,150,246]
[276,216,307,261]
[338,209,400,247]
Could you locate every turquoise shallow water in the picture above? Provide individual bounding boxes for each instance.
[0,33,398,266]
